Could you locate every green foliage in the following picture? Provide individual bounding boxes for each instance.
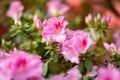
[84,59,93,72]
[83,76,89,80]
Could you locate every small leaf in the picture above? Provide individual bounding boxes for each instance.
[43,61,49,76]
[50,51,58,62]
[83,76,89,80]
[85,60,93,71]
[53,53,58,63]
[117,61,120,67]
[78,61,84,73]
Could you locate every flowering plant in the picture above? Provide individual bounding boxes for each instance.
[1,0,120,80]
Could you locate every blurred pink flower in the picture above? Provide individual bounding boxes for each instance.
[103,42,117,53]
[97,64,120,80]
[86,66,98,77]
[0,49,44,80]
[6,1,24,24]
[0,51,10,60]
[64,66,82,80]
[113,30,120,54]
[48,66,81,80]
[33,14,43,30]
[61,30,95,64]
[42,16,68,43]
[48,75,65,80]
[47,0,69,16]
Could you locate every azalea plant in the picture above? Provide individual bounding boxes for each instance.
[1,0,120,80]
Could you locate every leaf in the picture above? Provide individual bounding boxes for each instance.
[78,61,84,73]
[85,60,93,71]
[50,51,58,63]
[117,61,120,67]
[43,61,49,76]
[83,76,89,80]
[53,53,58,63]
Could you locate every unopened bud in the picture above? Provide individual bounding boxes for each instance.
[96,13,101,20]
[85,13,92,24]
[101,16,106,24]
[105,16,111,23]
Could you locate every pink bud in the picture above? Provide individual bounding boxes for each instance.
[33,14,43,30]
[85,14,92,24]
[105,16,111,23]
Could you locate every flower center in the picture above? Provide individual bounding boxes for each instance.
[16,59,26,72]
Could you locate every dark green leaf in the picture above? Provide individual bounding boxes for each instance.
[85,60,93,71]
[117,61,120,67]
[78,61,84,73]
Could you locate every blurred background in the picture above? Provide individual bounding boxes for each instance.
[0,0,120,36]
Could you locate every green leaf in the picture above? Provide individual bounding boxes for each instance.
[83,76,89,80]
[117,61,120,67]
[43,61,49,76]
[85,60,93,71]
[50,51,58,63]
[78,61,84,73]
[53,53,58,63]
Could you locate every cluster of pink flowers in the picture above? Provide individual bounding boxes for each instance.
[0,49,44,80]
[34,15,95,64]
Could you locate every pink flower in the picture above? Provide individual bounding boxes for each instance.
[48,75,65,80]
[47,0,69,16]
[0,51,10,60]
[103,43,117,53]
[113,30,120,54]
[86,66,98,77]
[0,49,44,80]
[6,1,24,24]
[48,66,81,80]
[97,64,120,80]
[42,16,68,43]
[33,14,43,30]
[65,66,82,80]
[61,30,95,64]
[113,30,120,47]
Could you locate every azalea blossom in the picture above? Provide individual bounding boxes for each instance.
[0,49,44,80]
[113,30,120,54]
[47,0,69,16]
[33,14,43,30]
[42,16,68,43]
[64,66,82,80]
[61,30,95,64]
[6,1,24,24]
[48,66,81,80]
[97,64,120,80]
[86,66,98,78]
[103,42,117,54]
[0,51,9,60]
